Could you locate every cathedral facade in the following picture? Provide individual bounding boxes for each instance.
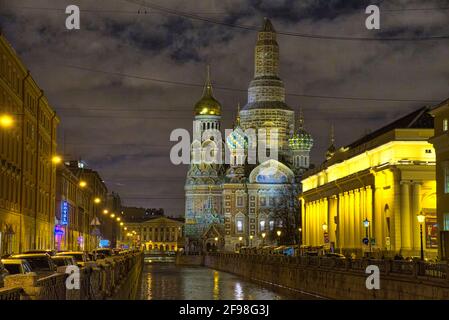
[184,19,314,253]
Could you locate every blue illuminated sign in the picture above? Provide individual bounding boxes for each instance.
[61,201,69,225]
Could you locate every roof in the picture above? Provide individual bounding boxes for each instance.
[345,106,433,150]
[429,97,449,115]
[261,18,275,32]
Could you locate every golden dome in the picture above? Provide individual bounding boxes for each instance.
[194,66,222,116]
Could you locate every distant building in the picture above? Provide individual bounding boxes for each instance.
[0,32,59,255]
[301,107,437,259]
[121,206,164,223]
[429,98,449,259]
[119,216,184,252]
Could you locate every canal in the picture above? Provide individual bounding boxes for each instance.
[138,262,317,300]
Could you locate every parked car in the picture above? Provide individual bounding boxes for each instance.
[56,251,89,267]
[10,254,57,276]
[51,256,76,267]
[22,249,57,256]
[0,260,9,287]
[325,252,346,259]
[1,259,33,275]
[92,248,113,258]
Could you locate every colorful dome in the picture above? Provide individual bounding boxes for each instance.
[194,66,222,116]
[226,126,248,150]
[289,128,313,151]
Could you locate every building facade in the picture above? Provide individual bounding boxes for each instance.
[184,19,313,253]
[0,32,59,255]
[429,98,449,259]
[301,107,437,259]
[120,216,184,252]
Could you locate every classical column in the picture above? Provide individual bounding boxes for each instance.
[338,193,344,249]
[412,182,422,252]
[371,185,382,248]
[400,181,412,250]
[344,192,350,250]
[348,190,355,249]
[355,189,361,249]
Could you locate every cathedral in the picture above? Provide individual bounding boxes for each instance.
[184,18,314,253]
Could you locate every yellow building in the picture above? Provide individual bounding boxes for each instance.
[121,216,184,252]
[429,98,449,259]
[301,107,437,258]
[0,32,59,255]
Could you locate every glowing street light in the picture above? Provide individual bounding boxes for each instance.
[94,197,101,204]
[120,222,124,226]
[51,155,62,164]
[110,214,115,218]
[116,217,121,222]
[103,209,109,215]
[214,237,218,241]
[322,223,328,232]
[79,181,87,188]
[417,212,426,261]
[0,114,14,128]
[276,230,281,246]
[249,235,254,247]
[261,232,266,246]
[124,227,128,231]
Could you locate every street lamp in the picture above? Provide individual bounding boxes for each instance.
[79,181,87,188]
[120,222,124,226]
[0,114,14,128]
[249,235,253,247]
[94,197,101,204]
[417,213,425,261]
[51,155,62,164]
[110,214,115,218]
[322,223,328,232]
[298,227,302,246]
[261,232,266,246]
[276,230,281,246]
[103,209,109,215]
[116,217,121,222]
[363,218,371,254]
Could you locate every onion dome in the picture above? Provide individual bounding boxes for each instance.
[289,109,313,151]
[194,65,222,116]
[226,104,248,150]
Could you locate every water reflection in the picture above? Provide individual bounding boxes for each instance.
[138,263,308,300]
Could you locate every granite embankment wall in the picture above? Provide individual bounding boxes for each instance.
[0,252,143,300]
[204,253,449,299]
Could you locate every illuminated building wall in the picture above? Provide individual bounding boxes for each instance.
[121,216,184,252]
[0,32,59,254]
[429,98,449,259]
[301,107,437,258]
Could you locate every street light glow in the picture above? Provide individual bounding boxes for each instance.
[0,114,14,128]
[52,155,62,164]
[79,181,87,188]
[110,214,115,218]
[94,197,101,204]
[417,213,426,224]
[276,230,281,237]
[103,209,109,214]
[116,217,121,222]
[322,223,328,232]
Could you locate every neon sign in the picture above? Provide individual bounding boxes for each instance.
[61,201,69,225]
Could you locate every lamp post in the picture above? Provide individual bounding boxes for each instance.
[276,230,281,246]
[262,232,266,246]
[417,213,425,261]
[214,237,218,252]
[249,235,253,247]
[238,236,243,250]
[298,227,302,247]
[363,218,371,254]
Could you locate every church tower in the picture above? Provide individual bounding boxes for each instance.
[240,18,295,157]
[185,66,224,253]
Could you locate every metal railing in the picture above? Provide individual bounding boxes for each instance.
[208,252,449,284]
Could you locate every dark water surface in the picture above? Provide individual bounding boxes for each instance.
[138,263,317,300]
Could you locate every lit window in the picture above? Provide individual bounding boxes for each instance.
[445,168,449,194]
[259,220,265,231]
[444,119,448,132]
[269,220,274,231]
[236,220,244,233]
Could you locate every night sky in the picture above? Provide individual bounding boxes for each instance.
[1,0,448,216]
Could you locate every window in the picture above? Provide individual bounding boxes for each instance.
[259,220,265,231]
[445,168,449,194]
[444,119,448,132]
[259,197,266,207]
[236,219,244,233]
[269,220,274,231]
[236,196,244,207]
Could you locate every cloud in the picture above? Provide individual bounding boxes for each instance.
[1,0,448,214]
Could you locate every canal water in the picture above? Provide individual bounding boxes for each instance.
[138,262,316,300]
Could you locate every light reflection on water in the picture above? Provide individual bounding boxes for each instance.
[138,263,309,300]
